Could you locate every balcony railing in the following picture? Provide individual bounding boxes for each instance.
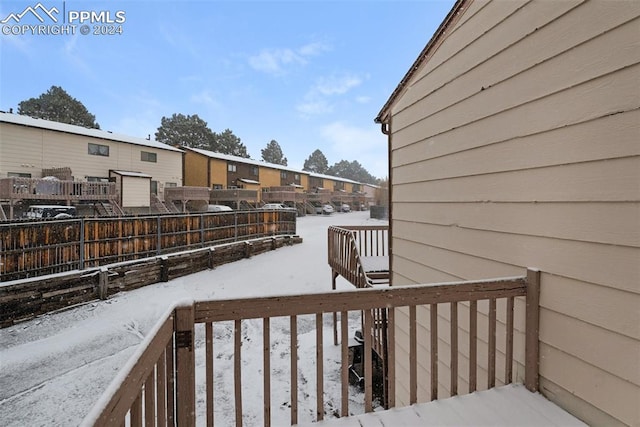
[83,269,540,426]
[209,189,259,202]
[261,190,308,203]
[0,177,116,202]
[328,225,389,289]
[163,186,210,202]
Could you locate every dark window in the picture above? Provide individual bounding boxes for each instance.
[212,184,223,190]
[251,167,259,176]
[151,180,158,195]
[7,172,31,178]
[280,171,287,179]
[88,143,109,156]
[87,176,109,182]
[141,151,157,162]
[228,164,237,172]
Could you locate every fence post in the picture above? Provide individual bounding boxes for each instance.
[234,212,238,242]
[98,267,109,300]
[174,302,196,426]
[208,247,216,270]
[160,256,169,282]
[157,216,162,256]
[245,241,253,258]
[79,218,85,270]
[525,268,540,392]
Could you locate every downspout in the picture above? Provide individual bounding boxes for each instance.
[380,118,392,289]
[380,117,393,410]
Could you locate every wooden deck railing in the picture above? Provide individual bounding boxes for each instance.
[328,225,389,289]
[0,177,116,201]
[210,189,259,202]
[164,186,210,202]
[83,270,540,427]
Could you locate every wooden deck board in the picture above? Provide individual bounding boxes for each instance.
[298,384,586,426]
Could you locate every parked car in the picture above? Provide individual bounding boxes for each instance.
[341,204,351,213]
[207,204,232,212]
[261,203,287,210]
[322,204,334,215]
[25,205,76,219]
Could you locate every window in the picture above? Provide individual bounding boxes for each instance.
[8,172,31,178]
[86,176,109,182]
[151,180,158,195]
[251,167,259,176]
[228,163,237,172]
[141,151,157,162]
[280,171,287,179]
[88,143,109,156]
[165,182,177,187]
[294,173,300,180]
[212,184,223,190]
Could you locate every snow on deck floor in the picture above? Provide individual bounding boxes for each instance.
[299,384,586,427]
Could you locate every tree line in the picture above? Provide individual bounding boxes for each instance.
[14,85,381,184]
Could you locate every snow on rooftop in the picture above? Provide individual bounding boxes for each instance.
[186,146,363,185]
[0,112,183,153]
[111,170,152,178]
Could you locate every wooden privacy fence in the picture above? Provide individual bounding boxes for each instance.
[83,269,540,427]
[0,235,301,328]
[0,210,296,282]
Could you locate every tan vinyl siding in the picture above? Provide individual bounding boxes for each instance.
[0,124,43,177]
[387,1,640,425]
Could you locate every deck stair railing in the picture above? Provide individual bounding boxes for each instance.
[328,225,389,289]
[83,269,540,427]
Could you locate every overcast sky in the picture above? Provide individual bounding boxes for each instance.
[0,0,455,178]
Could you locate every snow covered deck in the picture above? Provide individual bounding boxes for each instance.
[299,384,586,427]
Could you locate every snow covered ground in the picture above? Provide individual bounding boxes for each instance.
[0,211,386,426]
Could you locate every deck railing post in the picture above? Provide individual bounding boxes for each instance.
[525,268,540,392]
[174,302,196,426]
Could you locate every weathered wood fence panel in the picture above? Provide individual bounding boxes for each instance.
[0,210,296,282]
[0,235,301,328]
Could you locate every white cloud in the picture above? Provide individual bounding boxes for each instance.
[314,74,362,96]
[296,100,333,116]
[248,41,330,75]
[321,121,388,178]
[190,89,221,109]
[355,96,371,104]
[297,41,330,56]
[295,73,364,118]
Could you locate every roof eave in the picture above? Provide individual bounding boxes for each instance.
[374,0,469,125]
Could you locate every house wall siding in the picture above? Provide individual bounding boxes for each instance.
[120,176,151,208]
[387,1,640,426]
[208,158,227,188]
[183,150,209,187]
[259,167,282,189]
[0,122,182,200]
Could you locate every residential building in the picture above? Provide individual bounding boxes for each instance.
[0,112,183,217]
